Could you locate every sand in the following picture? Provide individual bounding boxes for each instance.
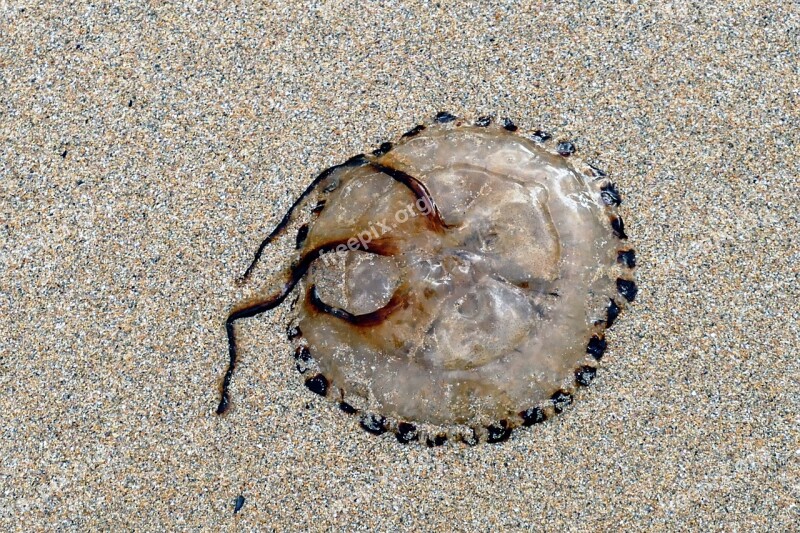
[1,1,797,530]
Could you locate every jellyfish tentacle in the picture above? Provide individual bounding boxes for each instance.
[239,155,442,289]
[307,283,409,327]
[237,155,369,285]
[218,238,397,414]
[367,161,448,231]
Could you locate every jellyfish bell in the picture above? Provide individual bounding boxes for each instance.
[219,114,636,445]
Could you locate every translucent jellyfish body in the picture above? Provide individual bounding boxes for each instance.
[219,113,637,445]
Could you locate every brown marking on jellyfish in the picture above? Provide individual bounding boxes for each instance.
[426,434,448,447]
[307,283,410,328]
[295,362,311,375]
[360,413,387,435]
[294,345,311,362]
[601,182,621,206]
[367,161,449,232]
[339,401,358,414]
[217,239,398,414]
[588,163,608,178]
[286,325,302,340]
[236,154,369,285]
[606,299,621,328]
[293,346,313,374]
[531,130,552,142]
[501,117,518,132]
[311,200,326,214]
[295,224,309,249]
[230,239,394,318]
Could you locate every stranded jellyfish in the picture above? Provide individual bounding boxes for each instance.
[218,113,637,445]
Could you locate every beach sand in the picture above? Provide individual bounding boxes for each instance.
[1,1,797,530]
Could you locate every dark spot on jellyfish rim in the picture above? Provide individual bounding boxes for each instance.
[234,495,245,515]
[606,299,621,327]
[475,115,492,127]
[588,163,608,178]
[601,183,621,206]
[501,117,518,132]
[616,278,638,302]
[339,401,358,414]
[294,346,311,362]
[295,224,309,249]
[395,422,419,444]
[402,124,425,138]
[372,141,393,156]
[311,200,326,214]
[486,420,512,443]
[611,216,627,239]
[520,406,546,426]
[557,141,576,156]
[347,153,370,166]
[551,390,573,414]
[461,428,480,446]
[575,365,597,386]
[587,335,607,360]
[426,434,448,447]
[360,413,387,435]
[294,346,312,374]
[305,373,329,396]
[434,111,457,123]
[286,325,302,340]
[531,130,552,143]
[617,249,636,269]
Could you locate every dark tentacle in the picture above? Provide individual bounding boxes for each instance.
[307,283,409,327]
[367,161,448,231]
[237,155,369,285]
[218,239,396,414]
[240,154,446,286]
